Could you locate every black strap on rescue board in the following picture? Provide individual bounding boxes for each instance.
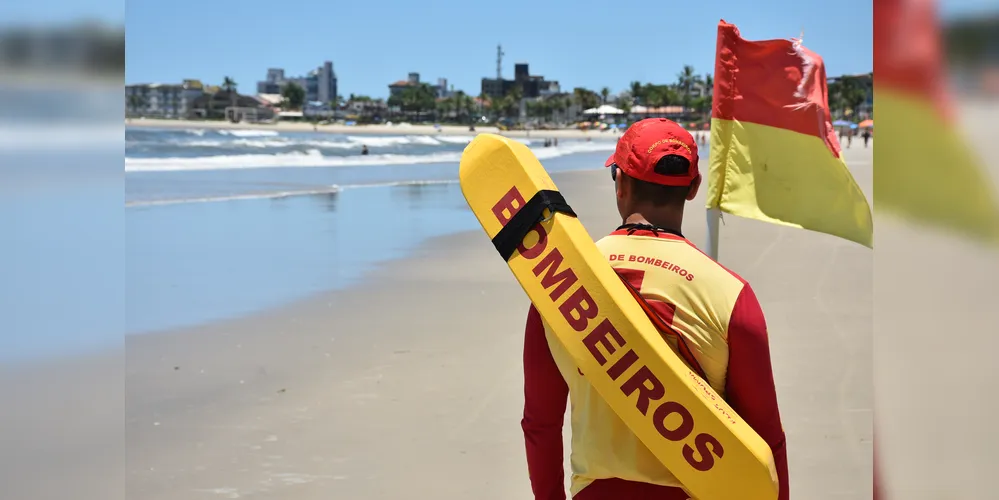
[491,189,576,261]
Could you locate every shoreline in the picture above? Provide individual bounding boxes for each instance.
[126,117,625,139]
[123,169,592,337]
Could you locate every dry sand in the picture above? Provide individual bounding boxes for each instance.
[119,145,873,499]
[874,99,999,499]
[126,118,629,140]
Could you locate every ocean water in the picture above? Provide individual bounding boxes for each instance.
[124,126,620,341]
[0,86,125,364]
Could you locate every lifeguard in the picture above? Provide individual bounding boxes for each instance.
[519,119,789,500]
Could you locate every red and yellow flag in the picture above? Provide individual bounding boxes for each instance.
[706,20,874,248]
[875,0,999,242]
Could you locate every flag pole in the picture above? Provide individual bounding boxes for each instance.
[706,207,721,261]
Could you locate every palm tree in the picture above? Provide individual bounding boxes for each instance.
[220,76,238,121]
[676,65,697,109]
[449,91,463,122]
[477,91,491,120]
[499,95,515,120]
[222,76,237,94]
[546,96,563,123]
[643,85,675,108]
[690,96,711,121]
[507,85,524,121]
[127,94,147,116]
[703,74,714,97]
[827,76,869,118]
[617,95,633,117]
[539,100,553,124]
[455,91,474,123]
[399,83,438,121]
[600,87,610,104]
[281,82,306,110]
[525,100,539,123]
[572,88,599,113]
[630,81,643,105]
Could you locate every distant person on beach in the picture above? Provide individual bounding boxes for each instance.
[863,128,871,148]
[361,145,369,155]
[521,118,789,500]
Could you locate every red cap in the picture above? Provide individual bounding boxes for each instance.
[604,118,699,186]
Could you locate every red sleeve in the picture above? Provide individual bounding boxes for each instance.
[725,284,789,500]
[521,304,569,500]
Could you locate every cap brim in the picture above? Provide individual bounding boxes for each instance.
[604,154,615,168]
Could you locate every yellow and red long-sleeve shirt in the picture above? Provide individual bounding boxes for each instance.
[521,228,789,500]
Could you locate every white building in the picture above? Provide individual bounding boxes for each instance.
[256,62,337,104]
[126,80,204,118]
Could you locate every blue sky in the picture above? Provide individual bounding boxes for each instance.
[124,0,877,97]
[123,0,973,98]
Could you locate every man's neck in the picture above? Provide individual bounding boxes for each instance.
[622,211,684,234]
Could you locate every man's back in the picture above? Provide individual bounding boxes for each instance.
[521,119,787,500]
[545,227,748,493]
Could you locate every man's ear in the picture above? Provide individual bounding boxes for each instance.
[686,174,701,201]
[616,171,627,200]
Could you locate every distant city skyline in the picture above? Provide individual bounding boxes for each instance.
[8,0,994,97]
[124,0,881,99]
[121,0,995,99]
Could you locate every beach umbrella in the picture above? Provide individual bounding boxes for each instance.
[858,119,874,128]
[583,104,625,115]
[832,119,854,127]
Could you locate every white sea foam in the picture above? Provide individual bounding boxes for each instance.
[172,134,472,150]
[344,135,444,147]
[430,135,533,146]
[124,180,461,208]
[339,179,457,190]
[434,135,476,144]
[126,186,342,207]
[180,138,361,149]
[0,122,122,151]
[125,150,462,171]
[155,131,546,152]
[173,128,279,138]
[218,129,280,137]
[124,141,615,172]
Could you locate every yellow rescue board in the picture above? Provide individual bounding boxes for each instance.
[459,134,777,500]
